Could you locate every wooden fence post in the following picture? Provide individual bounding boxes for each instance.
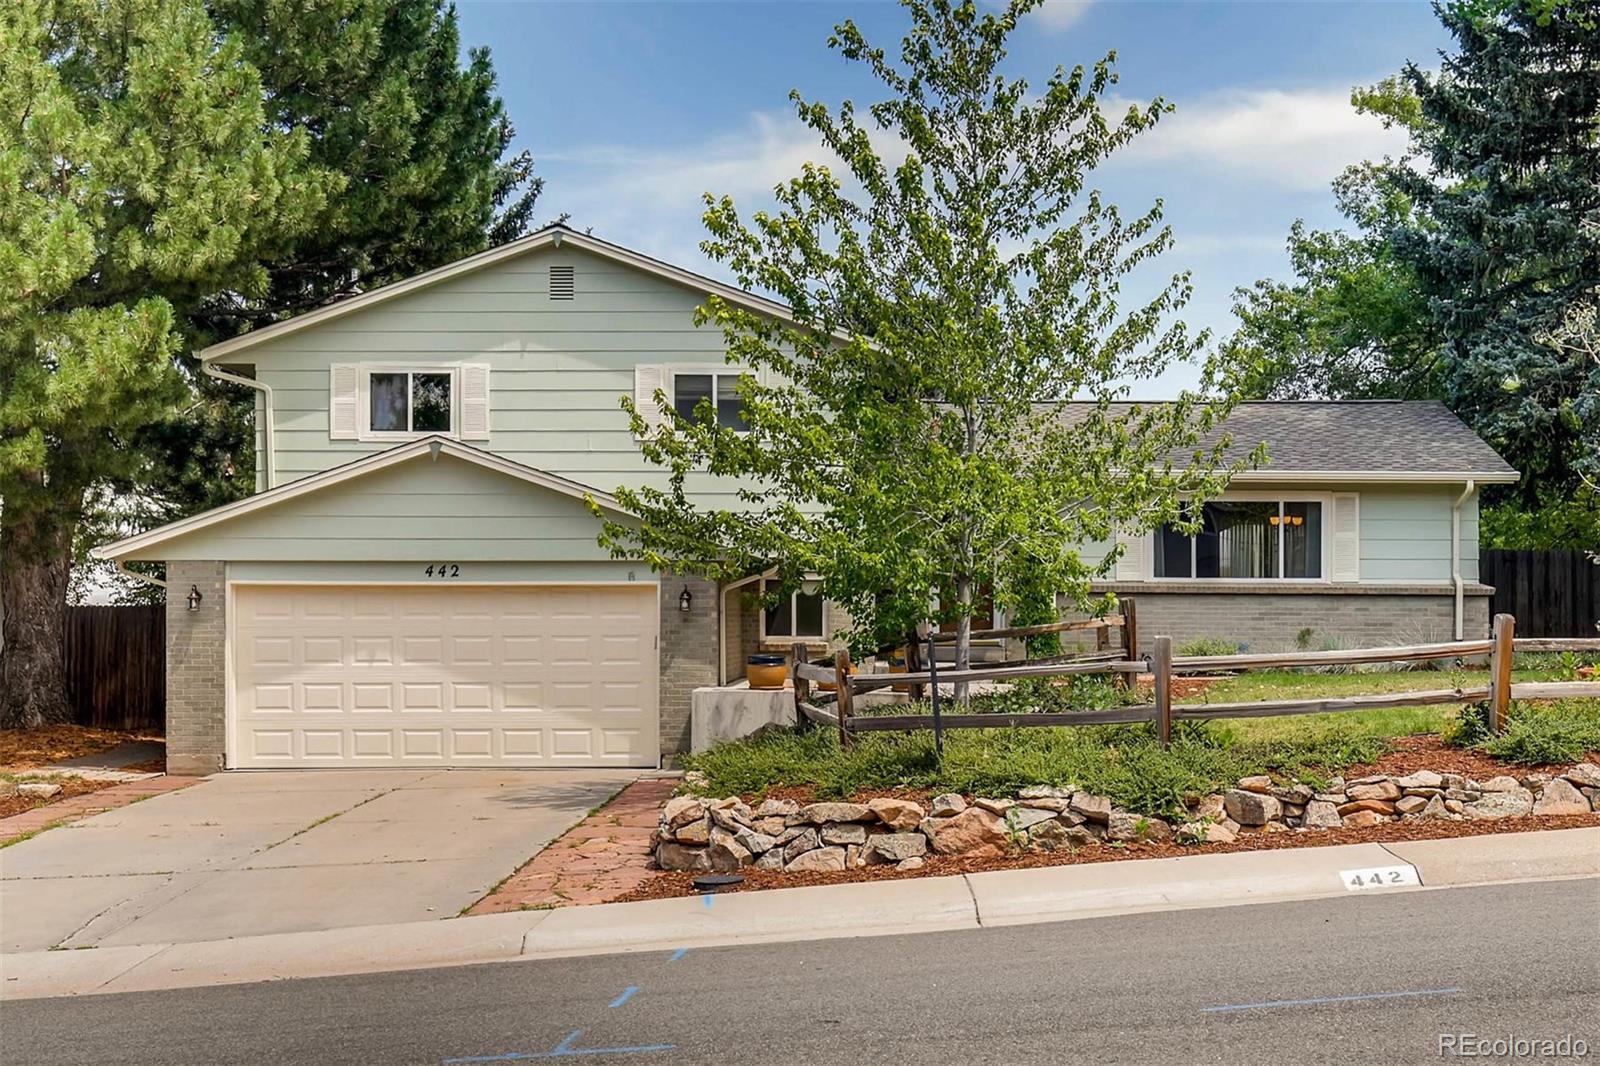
[834,648,854,749]
[792,643,812,728]
[1153,634,1172,748]
[1116,598,1138,692]
[1488,613,1515,733]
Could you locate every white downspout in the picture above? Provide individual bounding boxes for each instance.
[203,362,275,489]
[1451,479,1476,641]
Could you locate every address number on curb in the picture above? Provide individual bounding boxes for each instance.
[1340,865,1421,891]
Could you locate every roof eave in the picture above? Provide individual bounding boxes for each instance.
[1229,469,1520,485]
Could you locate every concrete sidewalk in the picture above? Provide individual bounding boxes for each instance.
[5,826,1594,1002]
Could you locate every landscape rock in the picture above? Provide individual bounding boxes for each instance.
[1193,795,1227,822]
[1340,810,1389,828]
[1006,807,1058,832]
[1532,777,1590,816]
[846,844,866,868]
[1017,797,1073,813]
[1107,811,1171,842]
[1019,785,1074,800]
[929,793,967,817]
[1336,799,1396,817]
[783,828,821,862]
[1439,772,1466,791]
[1237,775,1273,794]
[1396,770,1443,790]
[1273,783,1314,805]
[864,833,928,863]
[1177,820,1236,844]
[1029,819,1096,851]
[663,796,705,829]
[755,798,800,818]
[1464,788,1534,819]
[1069,792,1113,824]
[1444,788,1482,802]
[896,857,926,871]
[821,823,867,846]
[1394,796,1429,816]
[973,797,1015,815]
[656,842,711,872]
[734,828,779,855]
[1346,780,1402,802]
[1444,799,1465,814]
[753,817,787,836]
[1303,800,1342,829]
[674,817,711,845]
[1417,796,1454,821]
[866,798,925,831]
[1479,776,1521,793]
[15,781,63,799]
[1521,773,1553,791]
[1223,789,1281,826]
[926,807,1009,858]
[800,802,873,824]
[785,846,847,873]
[707,828,753,871]
[1312,792,1348,805]
[1562,762,1600,790]
[709,804,753,832]
[754,848,785,870]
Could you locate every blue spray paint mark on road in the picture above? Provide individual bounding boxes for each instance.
[444,1030,673,1062]
[668,947,688,962]
[609,985,639,1008]
[702,893,713,908]
[1201,987,1462,1014]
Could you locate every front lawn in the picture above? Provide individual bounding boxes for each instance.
[683,669,1600,820]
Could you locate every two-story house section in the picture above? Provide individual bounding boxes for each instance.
[96,224,1519,776]
[95,224,800,774]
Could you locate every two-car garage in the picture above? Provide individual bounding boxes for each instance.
[229,583,659,768]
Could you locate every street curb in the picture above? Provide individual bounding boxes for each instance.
[4,826,1595,1001]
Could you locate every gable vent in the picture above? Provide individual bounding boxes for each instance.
[549,264,575,300]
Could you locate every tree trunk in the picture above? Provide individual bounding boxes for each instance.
[0,501,77,729]
[954,572,972,705]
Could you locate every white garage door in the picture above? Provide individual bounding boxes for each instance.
[230,584,658,768]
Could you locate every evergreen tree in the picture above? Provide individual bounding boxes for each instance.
[1383,0,1600,508]
[0,0,332,727]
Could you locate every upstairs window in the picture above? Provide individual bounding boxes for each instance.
[369,369,454,435]
[762,581,826,640]
[1155,500,1323,580]
[673,371,752,431]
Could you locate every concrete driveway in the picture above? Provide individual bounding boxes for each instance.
[0,769,639,952]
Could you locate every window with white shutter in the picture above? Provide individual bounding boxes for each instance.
[633,365,665,434]
[459,364,491,440]
[1114,529,1146,581]
[1330,493,1361,582]
[329,365,360,440]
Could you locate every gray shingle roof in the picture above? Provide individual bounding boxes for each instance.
[1060,400,1517,481]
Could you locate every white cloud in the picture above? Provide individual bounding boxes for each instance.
[1113,85,1412,191]
[540,112,836,273]
[1029,0,1095,31]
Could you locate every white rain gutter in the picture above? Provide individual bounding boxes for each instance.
[203,363,275,489]
[1451,479,1476,640]
[113,558,167,591]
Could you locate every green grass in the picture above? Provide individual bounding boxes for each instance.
[1447,699,1600,765]
[685,666,1600,819]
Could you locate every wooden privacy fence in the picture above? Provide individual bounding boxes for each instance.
[789,611,1600,750]
[1480,549,1600,638]
[64,605,165,732]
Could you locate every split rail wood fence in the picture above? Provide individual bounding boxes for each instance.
[787,611,1599,751]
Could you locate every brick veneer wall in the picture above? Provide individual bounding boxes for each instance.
[165,560,227,775]
[1099,586,1492,652]
[660,576,718,762]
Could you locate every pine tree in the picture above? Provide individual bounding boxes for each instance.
[0,0,331,727]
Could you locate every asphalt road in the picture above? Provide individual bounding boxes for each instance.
[6,879,1598,1066]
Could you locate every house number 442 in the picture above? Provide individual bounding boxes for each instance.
[424,564,461,578]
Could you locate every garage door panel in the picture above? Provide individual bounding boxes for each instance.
[232,585,657,768]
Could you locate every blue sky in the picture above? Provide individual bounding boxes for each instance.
[454,0,1449,396]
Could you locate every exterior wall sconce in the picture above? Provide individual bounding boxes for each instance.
[186,585,204,611]
[678,586,693,613]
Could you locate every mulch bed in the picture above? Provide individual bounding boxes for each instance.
[0,775,123,821]
[1342,734,1591,779]
[0,725,163,770]
[617,809,1600,903]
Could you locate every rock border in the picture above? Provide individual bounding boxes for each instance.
[655,761,1600,871]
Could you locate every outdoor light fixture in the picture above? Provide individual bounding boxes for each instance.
[678,586,693,613]
[185,585,204,611]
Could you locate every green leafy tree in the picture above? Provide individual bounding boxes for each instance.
[83,0,546,600]
[597,0,1255,681]
[0,0,331,727]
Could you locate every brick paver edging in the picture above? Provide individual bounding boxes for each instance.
[0,775,202,845]
[466,777,676,913]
